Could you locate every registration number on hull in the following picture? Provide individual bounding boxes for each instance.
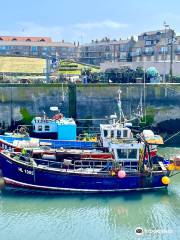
[18,167,34,175]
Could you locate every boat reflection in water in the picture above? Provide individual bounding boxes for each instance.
[0,175,179,240]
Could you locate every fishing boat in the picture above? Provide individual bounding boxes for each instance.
[31,107,77,140]
[0,106,98,150]
[0,130,173,193]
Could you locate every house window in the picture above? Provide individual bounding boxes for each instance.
[40,39,45,42]
[38,125,42,131]
[120,46,127,51]
[31,46,37,52]
[120,52,127,59]
[144,35,149,40]
[135,48,141,55]
[26,39,31,42]
[111,130,114,138]
[160,46,168,53]
[0,46,6,50]
[12,38,17,41]
[0,38,3,41]
[145,40,152,46]
[144,47,153,53]
[45,125,50,131]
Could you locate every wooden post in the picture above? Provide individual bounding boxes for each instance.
[68,83,77,119]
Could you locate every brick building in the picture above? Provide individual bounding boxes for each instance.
[79,37,135,65]
[0,36,78,60]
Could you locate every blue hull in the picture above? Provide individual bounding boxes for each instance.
[0,153,169,193]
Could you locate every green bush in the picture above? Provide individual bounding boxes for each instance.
[20,108,34,125]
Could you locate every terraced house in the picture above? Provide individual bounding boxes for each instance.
[0,36,78,60]
[101,29,180,76]
[131,29,175,62]
[79,37,135,65]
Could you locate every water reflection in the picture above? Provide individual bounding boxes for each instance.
[0,182,179,240]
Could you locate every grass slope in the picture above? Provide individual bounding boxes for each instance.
[58,60,100,75]
[0,57,45,73]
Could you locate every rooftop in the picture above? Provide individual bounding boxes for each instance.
[139,29,173,36]
[0,40,76,48]
[0,36,52,42]
[82,38,134,47]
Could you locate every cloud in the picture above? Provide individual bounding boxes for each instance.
[74,20,128,30]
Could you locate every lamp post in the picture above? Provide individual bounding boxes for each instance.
[169,30,176,83]
[46,56,50,83]
[163,22,169,83]
[10,82,13,129]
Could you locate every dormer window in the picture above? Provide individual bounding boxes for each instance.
[40,38,45,42]
[145,40,152,46]
[12,38,17,41]
[143,33,148,40]
[0,38,3,41]
[26,39,31,42]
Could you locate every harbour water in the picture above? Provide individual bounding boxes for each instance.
[0,147,179,240]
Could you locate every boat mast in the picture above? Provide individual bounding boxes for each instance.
[117,89,126,124]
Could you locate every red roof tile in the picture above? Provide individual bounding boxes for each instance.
[0,36,52,42]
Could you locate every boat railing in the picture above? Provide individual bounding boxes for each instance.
[73,160,140,173]
[32,158,112,173]
[117,161,140,172]
[73,160,107,171]
[8,151,141,173]
[33,158,64,169]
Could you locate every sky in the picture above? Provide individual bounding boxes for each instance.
[0,0,180,43]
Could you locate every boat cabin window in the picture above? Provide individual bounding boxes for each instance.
[123,130,128,138]
[45,125,50,131]
[38,125,42,131]
[128,149,137,159]
[104,130,108,137]
[117,149,127,159]
[117,149,138,160]
[117,130,121,138]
